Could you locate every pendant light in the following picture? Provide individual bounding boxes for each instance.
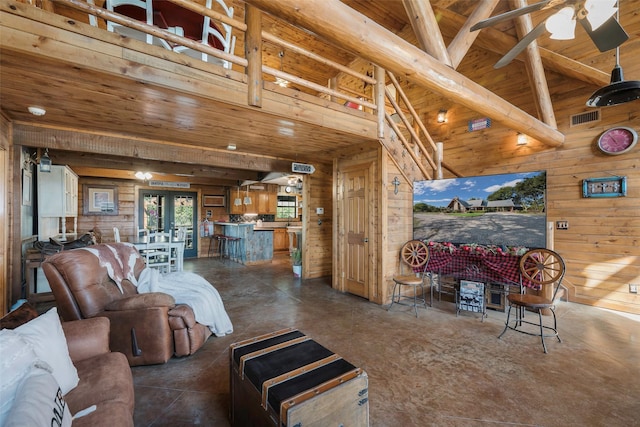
[586,6,640,107]
[243,185,252,205]
[234,187,242,206]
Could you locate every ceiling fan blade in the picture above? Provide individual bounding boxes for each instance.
[579,16,629,52]
[470,0,552,32]
[494,22,547,69]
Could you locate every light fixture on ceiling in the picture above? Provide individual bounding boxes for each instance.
[134,171,153,180]
[28,106,46,116]
[227,143,236,151]
[545,0,617,40]
[516,133,528,146]
[586,46,640,107]
[437,109,448,124]
[275,51,289,88]
[39,148,52,173]
[545,6,576,40]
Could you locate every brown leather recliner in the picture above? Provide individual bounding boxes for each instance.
[42,243,212,366]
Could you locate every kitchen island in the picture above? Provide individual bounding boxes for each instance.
[213,222,273,265]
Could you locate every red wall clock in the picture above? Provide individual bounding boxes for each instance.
[596,127,638,155]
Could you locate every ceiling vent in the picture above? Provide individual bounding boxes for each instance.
[570,110,600,127]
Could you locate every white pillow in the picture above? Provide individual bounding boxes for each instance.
[13,307,80,394]
[4,369,72,427]
[0,329,39,426]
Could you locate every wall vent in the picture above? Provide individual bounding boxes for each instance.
[570,110,600,127]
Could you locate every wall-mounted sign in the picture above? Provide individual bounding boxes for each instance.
[583,176,627,198]
[149,181,191,188]
[468,118,491,132]
[292,162,315,174]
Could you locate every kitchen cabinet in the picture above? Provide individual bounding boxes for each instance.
[230,188,278,215]
[273,228,288,252]
[37,165,78,240]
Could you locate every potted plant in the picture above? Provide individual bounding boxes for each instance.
[291,248,302,277]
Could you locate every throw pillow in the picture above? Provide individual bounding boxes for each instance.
[13,307,80,394]
[4,369,72,427]
[0,329,39,426]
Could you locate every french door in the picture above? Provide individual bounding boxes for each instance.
[138,190,198,258]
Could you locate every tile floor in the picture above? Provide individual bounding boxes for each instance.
[129,255,640,426]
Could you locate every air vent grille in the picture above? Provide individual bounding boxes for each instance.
[570,110,600,127]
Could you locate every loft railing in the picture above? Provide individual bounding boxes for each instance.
[38,0,451,181]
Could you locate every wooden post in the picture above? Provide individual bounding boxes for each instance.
[245,5,262,108]
[402,0,452,66]
[374,66,386,139]
[436,142,443,179]
[510,0,557,129]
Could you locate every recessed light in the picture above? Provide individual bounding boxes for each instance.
[227,144,237,150]
[28,106,46,116]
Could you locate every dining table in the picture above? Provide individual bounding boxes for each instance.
[132,235,185,272]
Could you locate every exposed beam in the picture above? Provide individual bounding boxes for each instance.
[12,124,293,177]
[433,6,609,87]
[402,0,452,66]
[510,0,556,129]
[245,0,564,147]
[245,4,263,107]
[447,0,501,69]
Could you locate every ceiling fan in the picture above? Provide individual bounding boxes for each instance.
[471,0,629,69]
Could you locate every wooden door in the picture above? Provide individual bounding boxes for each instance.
[343,166,369,299]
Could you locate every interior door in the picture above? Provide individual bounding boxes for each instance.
[139,190,197,258]
[343,166,369,299]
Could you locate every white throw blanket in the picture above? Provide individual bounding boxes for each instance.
[137,268,233,337]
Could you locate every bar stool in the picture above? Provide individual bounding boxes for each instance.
[225,236,241,261]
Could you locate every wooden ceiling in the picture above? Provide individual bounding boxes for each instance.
[2,0,639,184]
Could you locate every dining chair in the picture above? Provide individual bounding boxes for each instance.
[113,226,121,242]
[105,0,172,49]
[387,240,431,317]
[498,248,566,353]
[172,0,236,69]
[143,241,171,274]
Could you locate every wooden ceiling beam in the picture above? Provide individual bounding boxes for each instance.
[245,0,564,147]
[12,124,293,176]
[447,0,501,69]
[510,0,557,129]
[402,0,452,67]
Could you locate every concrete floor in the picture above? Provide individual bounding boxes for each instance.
[131,255,640,427]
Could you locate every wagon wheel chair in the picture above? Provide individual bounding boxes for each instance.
[388,240,431,317]
[498,248,566,353]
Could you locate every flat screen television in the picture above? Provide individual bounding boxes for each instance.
[412,171,546,248]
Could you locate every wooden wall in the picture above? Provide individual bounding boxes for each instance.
[0,114,9,314]
[304,162,333,279]
[396,51,640,314]
[77,177,228,257]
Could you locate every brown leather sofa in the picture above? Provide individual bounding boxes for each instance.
[0,306,134,427]
[43,243,212,366]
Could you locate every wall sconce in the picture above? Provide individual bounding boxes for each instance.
[516,133,528,145]
[135,171,153,180]
[39,148,52,173]
[437,109,448,124]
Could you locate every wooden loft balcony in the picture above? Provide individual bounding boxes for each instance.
[1,0,385,184]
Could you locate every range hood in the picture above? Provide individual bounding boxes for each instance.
[259,172,302,186]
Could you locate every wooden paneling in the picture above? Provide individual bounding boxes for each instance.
[304,162,333,279]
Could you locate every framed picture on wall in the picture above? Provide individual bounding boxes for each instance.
[83,185,118,215]
[203,195,225,207]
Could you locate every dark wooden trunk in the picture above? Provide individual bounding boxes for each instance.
[230,328,369,427]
